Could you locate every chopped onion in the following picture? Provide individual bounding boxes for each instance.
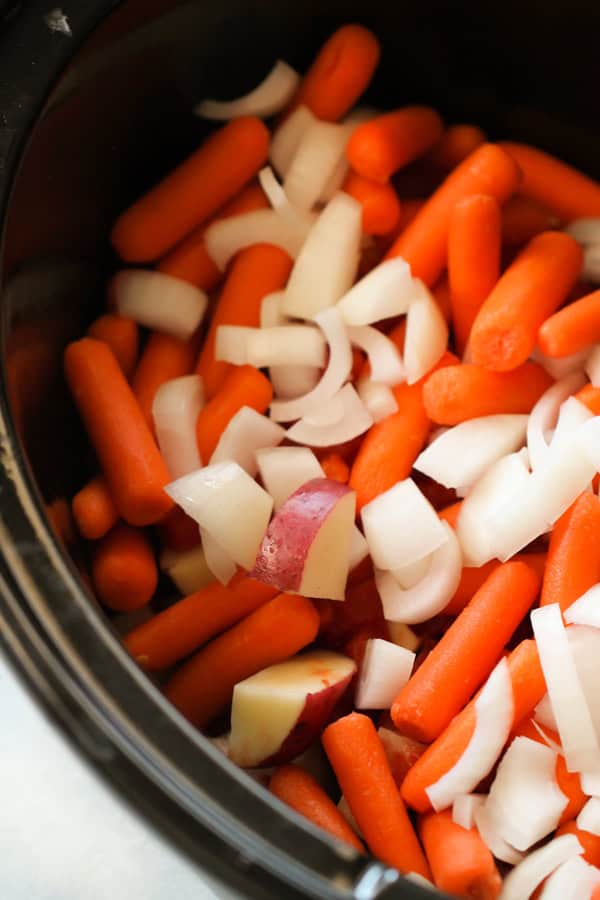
[426,659,513,812]
[270,105,316,177]
[565,218,600,245]
[258,167,312,231]
[284,120,351,210]
[255,446,323,509]
[260,291,286,328]
[577,798,600,836]
[195,60,299,119]
[535,694,559,733]
[357,378,399,423]
[404,279,448,384]
[582,771,600,797]
[532,346,591,381]
[200,527,237,585]
[210,407,285,476]
[499,834,583,900]
[216,324,326,368]
[355,638,415,709]
[113,270,207,340]
[271,365,321,400]
[527,372,586,470]
[567,625,600,748]
[204,208,310,271]
[452,794,485,831]
[347,326,405,385]
[160,544,214,596]
[474,802,524,866]
[539,854,600,900]
[386,621,420,652]
[565,585,600,628]
[583,244,600,283]
[349,526,369,572]
[336,258,415,326]
[586,346,600,387]
[152,374,204,479]
[576,415,600,471]
[392,555,432,590]
[551,396,594,454]
[285,383,373,446]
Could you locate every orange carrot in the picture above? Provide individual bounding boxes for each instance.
[269,765,364,852]
[289,25,380,122]
[422,362,554,425]
[165,593,319,727]
[397,197,426,232]
[438,501,463,529]
[91,523,158,612]
[419,809,502,900]
[538,289,600,357]
[342,172,402,235]
[87,314,139,380]
[196,364,272,462]
[501,195,561,246]
[347,107,444,183]
[432,276,452,323]
[320,452,350,484]
[125,574,277,670]
[556,820,600,868]
[392,561,541,743]
[158,506,201,552]
[401,639,546,812]
[385,144,520,286]
[72,475,119,540]
[196,244,292,398]
[64,339,173,526]
[444,552,547,617]
[448,194,502,353]
[46,497,76,547]
[322,713,431,878]
[132,331,198,429]
[111,117,270,261]
[469,231,583,371]
[428,124,487,171]
[541,492,600,612]
[576,383,600,415]
[500,142,600,221]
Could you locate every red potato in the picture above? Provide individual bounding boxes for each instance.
[251,478,356,601]
[228,651,356,768]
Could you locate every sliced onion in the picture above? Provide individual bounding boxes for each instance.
[152,374,204,479]
[210,406,285,476]
[567,625,600,748]
[583,244,600,283]
[565,218,600,245]
[285,383,373,446]
[349,526,369,572]
[200,527,237,585]
[551,396,594,454]
[347,325,405,385]
[113,270,207,340]
[474,802,524,866]
[270,105,316,177]
[576,415,600,471]
[271,365,321,400]
[355,638,415,709]
[499,834,583,900]
[577,798,600,836]
[586,347,600,387]
[531,346,590,381]
[535,694,559,733]
[452,794,485,831]
[258,166,312,230]
[527,372,586,471]
[336,257,415,326]
[391,555,432,590]
[582,771,600,797]
[160,544,214,596]
[361,478,447,572]
[281,193,362,321]
[216,324,326,368]
[539,854,600,900]
[260,291,286,328]
[404,278,448,384]
[386,621,421,652]
[204,208,310,271]
[195,60,300,119]
[284,120,351,210]
[255,446,323,509]
[565,586,600,628]
[357,378,399,423]
[426,658,514,812]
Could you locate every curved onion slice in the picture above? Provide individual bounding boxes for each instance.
[551,397,593,453]
[255,446,322,509]
[531,346,590,381]
[539,854,600,900]
[426,659,513,811]
[392,555,432,590]
[200,528,236,585]
[527,372,586,470]
[258,167,308,228]
[499,834,583,900]
[260,291,286,328]
[357,378,399,423]
[258,290,322,398]
[474,803,524,866]
[565,218,600,245]
[347,326,405,385]
[284,120,351,210]
[535,694,559,733]
[194,60,300,119]
[204,208,310,271]
[567,626,600,743]
[349,527,369,571]
[577,797,600,836]
[586,346,600,387]
[337,258,415,325]
[565,585,600,628]
[452,794,485,831]
[270,105,316,177]
[285,383,372,447]
[210,407,285,475]
[113,270,207,340]
[404,279,448,384]
[355,638,415,709]
[583,244,600,283]
[216,324,327,368]
[152,374,204,479]
[160,544,213,596]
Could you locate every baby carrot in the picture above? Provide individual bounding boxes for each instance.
[469,231,583,371]
[342,172,402,235]
[556,820,600,868]
[501,195,560,246]
[159,507,202,552]
[196,365,272,462]
[422,362,553,425]
[87,314,139,380]
[401,639,546,812]
[538,289,600,357]
[132,331,198,429]
[347,107,444,183]
[576,383,600,415]
[385,144,520,286]
[125,574,277,669]
[319,452,350,484]
[196,244,292,399]
[269,765,364,852]
[444,552,547,617]
[91,523,158,612]
[64,339,173,526]
[397,197,426,232]
[289,25,380,122]
[418,809,502,900]
[540,492,600,612]
[322,713,431,879]
[165,593,319,727]
[111,117,270,261]
[72,475,119,540]
[392,561,541,742]
[46,497,75,547]
[500,142,600,221]
[448,194,501,353]
[428,124,487,171]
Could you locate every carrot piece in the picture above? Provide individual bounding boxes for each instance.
[91,523,158,612]
[319,452,350,484]
[157,182,268,289]
[501,195,561,246]
[72,475,119,540]
[392,561,541,742]
[432,276,452,323]
[397,197,426,232]
[46,497,76,547]
[269,765,364,852]
[131,331,198,429]
[499,142,600,221]
[556,820,600,867]
[111,117,270,261]
[165,593,319,727]
[538,289,600,357]
[347,107,444,183]
[469,231,583,371]
[576,383,600,416]
[448,194,502,353]
[401,639,546,812]
[540,492,600,612]
[158,506,201,552]
[64,339,173,526]
[444,552,547,617]
[124,574,277,670]
[385,144,520,286]
[438,501,463,529]
[196,244,292,399]
[419,809,502,900]
[342,172,402,235]
[422,362,553,425]
[322,713,430,878]
[428,124,487,171]
[87,314,139,380]
[289,25,381,122]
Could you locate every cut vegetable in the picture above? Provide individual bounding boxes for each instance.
[586,346,600,387]
[404,279,448,384]
[255,446,323,509]
[355,639,415,709]
[152,374,204,479]
[284,120,351,210]
[535,694,559,733]
[216,324,326,368]
[285,384,373,447]
[195,61,300,120]
[356,378,399,423]
[583,245,600,283]
[336,258,415,326]
[499,834,583,900]
[200,527,237,585]
[270,105,316,176]
[160,544,214,596]
[473,802,524,866]
[527,372,587,471]
[565,586,600,628]
[550,397,594,454]
[538,854,600,900]
[452,794,485,831]
[578,798,600,837]
[566,626,600,750]
[113,269,207,340]
[347,325,405,385]
[210,406,285,476]
[565,218,600,245]
[204,208,310,270]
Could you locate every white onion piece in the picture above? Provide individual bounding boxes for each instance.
[578,798,600,836]
[576,415,600,470]
[260,291,286,328]
[160,544,214,596]
[210,407,285,476]
[205,208,311,271]
[200,527,237,585]
[165,461,273,570]
[586,347,600,387]
[357,378,399,423]
[349,527,369,572]
[583,245,600,283]
[271,365,321,400]
[337,258,415,326]
[285,383,373,447]
[474,803,524,866]
[386,621,420,652]
[284,120,350,211]
[415,415,528,491]
[532,346,591,381]
[452,794,485,831]
[566,218,600,245]
[499,835,583,900]
[270,105,316,177]
[355,638,415,709]
[404,279,448,384]
[195,61,299,119]
[361,478,447,571]
[152,375,204,480]
[255,446,322,509]
[270,307,352,422]
[392,555,432,590]
[216,324,326,368]
[426,659,513,812]
[535,694,559,733]
[113,270,207,340]
[551,397,594,454]
[567,626,600,748]
[527,372,586,471]
[281,193,362,320]
[530,720,564,756]
[375,523,462,624]
[539,855,600,900]
[347,326,405,385]
[582,772,600,797]
[531,605,600,773]
[565,585,600,628]
[258,167,312,231]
